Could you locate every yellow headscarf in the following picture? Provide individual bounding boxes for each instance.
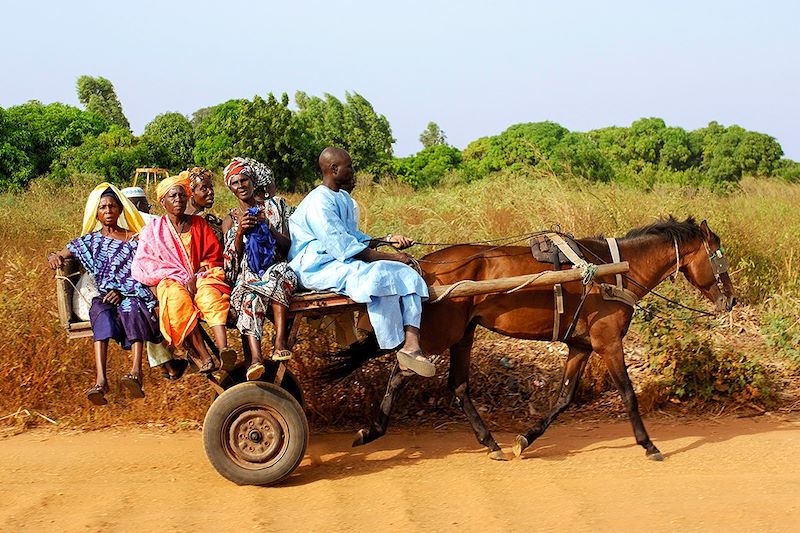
[80,182,146,236]
[156,172,192,202]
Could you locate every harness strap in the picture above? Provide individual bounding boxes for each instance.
[552,284,564,342]
[547,233,587,269]
[600,238,639,307]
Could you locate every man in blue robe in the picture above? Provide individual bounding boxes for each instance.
[288,147,435,377]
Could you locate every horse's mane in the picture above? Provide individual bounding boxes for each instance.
[621,216,703,244]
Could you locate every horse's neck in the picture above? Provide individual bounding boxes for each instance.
[616,236,697,297]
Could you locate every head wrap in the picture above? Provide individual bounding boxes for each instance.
[223,157,253,187]
[121,186,147,199]
[80,183,145,236]
[156,173,192,202]
[187,167,214,190]
[243,157,274,190]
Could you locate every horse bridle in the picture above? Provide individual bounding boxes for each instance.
[674,237,730,293]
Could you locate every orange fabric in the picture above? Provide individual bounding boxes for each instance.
[155,222,231,347]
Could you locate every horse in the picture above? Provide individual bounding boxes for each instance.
[324,217,736,461]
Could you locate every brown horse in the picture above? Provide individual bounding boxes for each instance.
[326,217,736,461]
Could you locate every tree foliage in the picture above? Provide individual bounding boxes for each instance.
[0,101,109,190]
[76,76,130,130]
[143,112,194,171]
[393,144,462,188]
[295,91,395,175]
[419,121,446,148]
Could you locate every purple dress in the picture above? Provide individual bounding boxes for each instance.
[68,232,162,349]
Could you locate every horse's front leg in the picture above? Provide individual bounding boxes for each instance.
[352,361,412,447]
[513,344,591,457]
[449,323,506,460]
[595,337,664,461]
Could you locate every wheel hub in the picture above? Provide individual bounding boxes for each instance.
[228,409,284,464]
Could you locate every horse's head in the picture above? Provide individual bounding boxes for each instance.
[681,220,736,314]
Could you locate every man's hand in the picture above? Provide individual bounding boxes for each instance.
[389,252,415,265]
[387,234,414,250]
[102,289,123,306]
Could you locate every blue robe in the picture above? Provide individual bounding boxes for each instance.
[288,185,428,349]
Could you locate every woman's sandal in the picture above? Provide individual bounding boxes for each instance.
[219,347,237,372]
[120,374,145,399]
[246,362,265,381]
[160,359,189,381]
[86,384,108,406]
[198,359,218,375]
[272,349,292,362]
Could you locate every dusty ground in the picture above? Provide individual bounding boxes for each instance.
[1,414,798,532]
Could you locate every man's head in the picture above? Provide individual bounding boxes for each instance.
[319,147,354,192]
[121,186,151,213]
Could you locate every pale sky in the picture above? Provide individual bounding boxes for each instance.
[3,0,798,159]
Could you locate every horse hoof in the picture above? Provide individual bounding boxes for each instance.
[647,451,665,462]
[512,435,529,458]
[352,429,367,447]
[487,449,509,461]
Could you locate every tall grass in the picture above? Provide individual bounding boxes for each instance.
[1,172,797,430]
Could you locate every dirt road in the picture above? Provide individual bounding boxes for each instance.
[1,415,798,532]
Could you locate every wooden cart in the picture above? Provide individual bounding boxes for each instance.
[55,257,629,485]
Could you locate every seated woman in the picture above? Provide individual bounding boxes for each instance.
[47,184,162,405]
[222,158,297,380]
[132,174,235,374]
[184,167,224,244]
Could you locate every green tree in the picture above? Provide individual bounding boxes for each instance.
[143,112,195,171]
[419,121,446,148]
[234,93,317,191]
[0,101,109,190]
[392,144,462,188]
[192,100,246,170]
[76,75,130,130]
[295,91,395,175]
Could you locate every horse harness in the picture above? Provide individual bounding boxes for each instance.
[531,233,638,342]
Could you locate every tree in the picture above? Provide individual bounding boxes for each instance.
[143,112,195,171]
[0,101,109,190]
[392,144,462,188]
[234,93,317,191]
[192,100,246,170]
[419,121,447,148]
[295,91,395,175]
[76,75,130,130]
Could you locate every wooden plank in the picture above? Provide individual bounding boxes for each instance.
[427,261,629,300]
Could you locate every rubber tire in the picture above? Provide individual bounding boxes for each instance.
[203,381,308,486]
[218,362,305,407]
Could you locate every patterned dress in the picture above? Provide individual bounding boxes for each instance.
[224,199,297,340]
[68,232,162,349]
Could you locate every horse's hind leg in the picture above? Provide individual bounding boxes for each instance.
[596,338,663,461]
[513,344,591,458]
[449,323,506,460]
[352,362,411,447]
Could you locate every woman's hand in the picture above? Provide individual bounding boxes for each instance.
[102,289,123,306]
[186,274,198,296]
[236,213,259,236]
[47,252,64,270]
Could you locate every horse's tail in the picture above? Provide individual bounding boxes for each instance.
[318,332,389,383]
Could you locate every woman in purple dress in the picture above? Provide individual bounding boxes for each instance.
[48,185,162,405]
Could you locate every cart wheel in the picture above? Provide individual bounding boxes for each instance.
[217,362,305,407]
[203,381,308,486]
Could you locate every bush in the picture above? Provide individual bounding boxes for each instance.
[392,144,462,188]
[637,298,771,403]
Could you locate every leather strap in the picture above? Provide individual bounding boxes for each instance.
[600,238,638,307]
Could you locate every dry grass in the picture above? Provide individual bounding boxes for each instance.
[1,172,798,432]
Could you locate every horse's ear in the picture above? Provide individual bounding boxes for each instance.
[700,219,710,236]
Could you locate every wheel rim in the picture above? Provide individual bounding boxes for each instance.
[222,403,290,470]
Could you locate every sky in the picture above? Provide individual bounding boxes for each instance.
[2,0,799,159]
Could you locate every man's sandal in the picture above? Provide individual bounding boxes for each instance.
[246,362,265,381]
[272,349,292,362]
[86,384,108,406]
[396,350,436,378]
[120,374,145,399]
